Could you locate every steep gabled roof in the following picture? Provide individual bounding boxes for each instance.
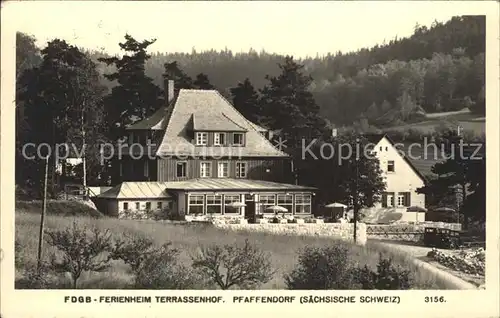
[362,134,430,182]
[251,122,268,132]
[156,89,288,157]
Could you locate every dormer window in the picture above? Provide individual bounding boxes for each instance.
[196,132,208,146]
[232,133,244,146]
[214,133,226,146]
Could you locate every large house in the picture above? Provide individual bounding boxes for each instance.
[95,80,316,220]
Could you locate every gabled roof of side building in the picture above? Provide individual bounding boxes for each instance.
[362,133,430,181]
[125,103,171,130]
[97,182,173,199]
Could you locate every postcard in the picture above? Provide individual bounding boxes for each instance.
[1,1,499,317]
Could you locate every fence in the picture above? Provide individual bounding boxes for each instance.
[367,222,462,242]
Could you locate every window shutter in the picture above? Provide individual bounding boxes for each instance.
[208,132,212,146]
[405,192,411,207]
[382,193,387,208]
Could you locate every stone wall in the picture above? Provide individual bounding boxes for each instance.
[213,223,367,245]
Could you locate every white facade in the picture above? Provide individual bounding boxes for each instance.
[359,136,427,223]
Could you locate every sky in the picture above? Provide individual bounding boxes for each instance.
[4,1,493,58]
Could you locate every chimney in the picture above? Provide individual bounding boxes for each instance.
[267,130,274,140]
[164,79,175,104]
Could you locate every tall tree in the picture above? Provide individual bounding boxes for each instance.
[260,56,327,146]
[19,39,107,195]
[297,134,386,218]
[417,130,486,223]
[64,56,109,187]
[230,78,263,124]
[163,61,194,94]
[99,34,163,140]
[193,73,215,90]
[16,32,42,81]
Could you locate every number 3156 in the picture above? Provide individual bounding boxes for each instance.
[425,296,446,303]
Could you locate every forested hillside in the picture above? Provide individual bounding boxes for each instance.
[86,15,485,127]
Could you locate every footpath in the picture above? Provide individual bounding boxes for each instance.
[371,240,479,290]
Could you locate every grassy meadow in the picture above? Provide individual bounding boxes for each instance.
[15,201,453,289]
[385,111,486,136]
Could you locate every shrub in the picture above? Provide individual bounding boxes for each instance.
[110,235,159,272]
[284,245,357,289]
[286,246,413,290]
[354,256,412,290]
[192,239,274,290]
[45,221,113,288]
[16,263,50,289]
[134,248,201,289]
[111,235,200,289]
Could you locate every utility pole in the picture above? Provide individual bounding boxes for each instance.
[37,155,49,271]
[81,102,87,199]
[353,138,360,244]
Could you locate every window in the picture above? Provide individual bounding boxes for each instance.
[277,194,293,214]
[236,162,247,178]
[295,194,312,214]
[143,160,149,177]
[260,194,275,214]
[214,133,226,146]
[232,133,244,146]
[196,132,208,146]
[123,202,129,210]
[200,162,212,178]
[218,162,229,178]
[157,202,163,210]
[206,195,222,214]
[385,147,388,151]
[176,161,187,178]
[135,202,140,210]
[188,195,204,215]
[146,202,151,210]
[397,194,405,207]
[398,192,410,207]
[382,193,395,208]
[224,194,241,214]
[387,160,395,172]
[379,146,382,151]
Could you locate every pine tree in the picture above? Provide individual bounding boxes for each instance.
[297,134,386,214]
[230,78,263,124]
[193,73,215,90]
[163,61,194,95]
[260,56,327,146]
[99,34,163,140]
[417,130,486,222]
[19,39,107,194]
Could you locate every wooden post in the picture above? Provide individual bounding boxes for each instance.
[81,103,87,199]
[353,158,358,244]
[37,155,49,271]
[353,138,360,244]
